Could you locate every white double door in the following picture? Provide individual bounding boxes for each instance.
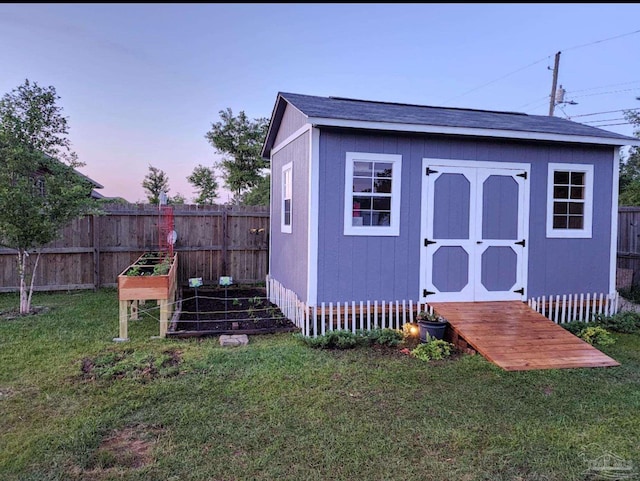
[420,159,530,302]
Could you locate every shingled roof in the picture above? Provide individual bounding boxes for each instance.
[263,92,639,158]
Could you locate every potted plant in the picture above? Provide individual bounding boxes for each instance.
[416,310,448,342]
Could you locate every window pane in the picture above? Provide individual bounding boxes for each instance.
[353,162,372,177]
[374,178,392,193]
[353,177,372,193]
[284,199,291,226]
[553,215,568,229]
[372,211,391,226]
[374,163,392,178]
[568,202,584,215]
[554,186,569,199]
[570,186,584,199]
[570,172,585,185]
[568,216,584,229]
[373,197,391,210]
[554,171,570,184]
[553,202,568,214]
[360,211,373,226]
[353,196,371,210]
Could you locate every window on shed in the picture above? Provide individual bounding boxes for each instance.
[546,163,593,238]
[281,162,292,233]
[344,152,402,236]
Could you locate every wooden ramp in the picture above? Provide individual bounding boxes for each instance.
[429,301,620,371]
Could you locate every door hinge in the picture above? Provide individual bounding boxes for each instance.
[515,239,526,247]
[514,287,524,295]
[423,289,435,297]
[424,238,436,247]
[425,167,438,176]
[516,171,527,179]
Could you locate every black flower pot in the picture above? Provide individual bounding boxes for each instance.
[418,320,448,342]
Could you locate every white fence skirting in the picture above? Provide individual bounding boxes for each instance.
[267,276,620,336]
[527,292,619,324]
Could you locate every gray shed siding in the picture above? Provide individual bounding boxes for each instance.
[270,132,310,302]
[274,104,308,147]
[315,129,613,303]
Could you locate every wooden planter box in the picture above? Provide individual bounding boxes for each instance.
[118,253,178,301]
[116,252,178,340]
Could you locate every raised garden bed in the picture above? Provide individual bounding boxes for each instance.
[117,252,178,340]
[168,286,298,338]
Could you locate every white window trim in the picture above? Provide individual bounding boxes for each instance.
[281,161,292,234]
[343,152,402,236]
[546,162,593,238]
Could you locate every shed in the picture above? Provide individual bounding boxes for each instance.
[261,92,640,312]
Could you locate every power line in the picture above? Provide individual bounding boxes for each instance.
[571,108,640,118]
[571,88,640,99]
[442,56,549,104]
[591,122,632,127]
[516,95,549,110]
[582,118,627,124]
[568,80,640,94]
[485,28,640,110]
[562,28,640,52]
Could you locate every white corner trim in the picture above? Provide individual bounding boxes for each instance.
[610,148,620,294]
[307,128,320,306]
[281,162,292,234]
[546,162,594,239]
[307,116,640,147]
[343,152,402,236]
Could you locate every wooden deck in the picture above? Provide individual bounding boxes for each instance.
[429,301,620,371]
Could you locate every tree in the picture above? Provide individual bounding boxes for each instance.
[205,108,268,203]
[239,174,270,206]
[619,109,640,205]
[0,79,95,313]
[187,164,218,205]
[169,192,186,205]
[142,165,170,204]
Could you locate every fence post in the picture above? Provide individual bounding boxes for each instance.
[222,209,228,276]
[92,214,101,290]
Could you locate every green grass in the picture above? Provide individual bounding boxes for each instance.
[1,289,639,480]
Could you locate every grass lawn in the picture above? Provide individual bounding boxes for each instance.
[1,289,639,481]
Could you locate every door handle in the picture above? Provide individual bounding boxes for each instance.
[476,241,483,244]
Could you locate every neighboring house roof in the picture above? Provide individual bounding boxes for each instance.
[40,154,105,199]
[72,168,104,199]
[262,92,640,158]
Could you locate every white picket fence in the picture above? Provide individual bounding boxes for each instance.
[527,292,619,324]
[266,276,620,336]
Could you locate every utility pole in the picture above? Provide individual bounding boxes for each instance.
[548,51,561,116]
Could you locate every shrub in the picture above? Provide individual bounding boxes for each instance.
[411,338,453,362]
[296,330,359,349]
[297,328,403,350]
[562,312,640,336]
[364,328,404,347]
[578,326,615,347]
[597,311,640,334]
[562,321,590,335]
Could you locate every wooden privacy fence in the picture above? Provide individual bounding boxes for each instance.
[618,206,640,287]
[266,276,618,337]
[0,204,269,292]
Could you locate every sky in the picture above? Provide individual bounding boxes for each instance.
[1,3,640,203]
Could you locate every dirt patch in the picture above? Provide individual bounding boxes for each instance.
[70,424,163,478]
[80,348,182,382]
[174,286,297,335]
[1,305,50,320]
